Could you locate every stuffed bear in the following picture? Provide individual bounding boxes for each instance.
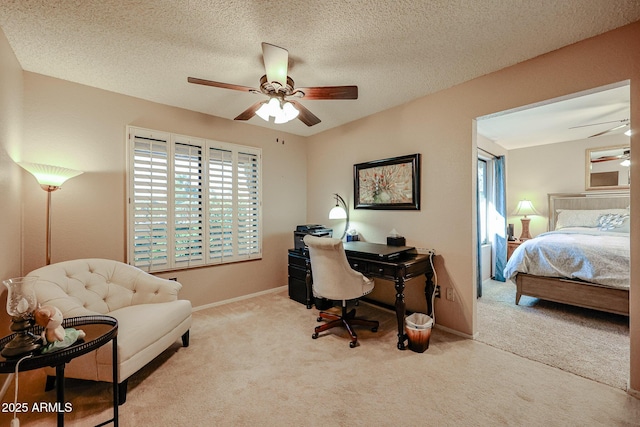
[34,305,66,343]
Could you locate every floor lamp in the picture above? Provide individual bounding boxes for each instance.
[18,162,83,265]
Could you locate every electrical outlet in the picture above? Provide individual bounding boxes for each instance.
[435,285,441,298]
[446,287,455,301]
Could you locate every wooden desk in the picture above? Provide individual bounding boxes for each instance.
[288,243,434,350]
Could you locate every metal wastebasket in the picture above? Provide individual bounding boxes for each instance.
[405,313,433,353]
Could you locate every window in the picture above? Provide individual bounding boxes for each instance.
[127,126,262,272]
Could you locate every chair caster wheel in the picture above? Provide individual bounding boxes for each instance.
[312,333,318,339]
[349,341,357,348]
[317,317,322,322]
[371,327,378,332]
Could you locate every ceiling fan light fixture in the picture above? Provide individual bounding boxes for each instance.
[255,102,271,121]
[256,97,299,124]
[282,101,299,120]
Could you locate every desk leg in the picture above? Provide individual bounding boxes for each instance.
[305,259,313,309]
[56,364,65,427]
[425,270,435,318]
[394,278,407,350]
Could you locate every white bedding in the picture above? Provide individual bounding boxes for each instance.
[503,227,630,290]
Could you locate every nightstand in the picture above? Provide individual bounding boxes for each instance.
[507,239,523,260]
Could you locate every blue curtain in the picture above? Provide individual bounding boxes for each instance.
[476,163,483,297]
[494,156,507,282]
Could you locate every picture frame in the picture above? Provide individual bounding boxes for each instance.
[354,154,421,210]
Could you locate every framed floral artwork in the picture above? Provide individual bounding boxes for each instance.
[354,154,421,210]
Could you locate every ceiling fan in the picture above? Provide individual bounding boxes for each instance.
[569,118,630,138]
[188,43,358,127]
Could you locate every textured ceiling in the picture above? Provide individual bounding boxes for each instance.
[1,1,639,138]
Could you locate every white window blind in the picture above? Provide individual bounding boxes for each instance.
[128,127,262,272]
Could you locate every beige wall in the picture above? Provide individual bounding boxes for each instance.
[306,21,640,392]
[0,27,22,281]
[19,73,308,307]
[0,26,23,387]
[507,133,630,237]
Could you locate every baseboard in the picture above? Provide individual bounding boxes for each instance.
[192,285,287,312]
[434,323,475,339]
[627,382,640,400]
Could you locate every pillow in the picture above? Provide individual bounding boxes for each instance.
[555,208,628,230]
[598,212,630,233]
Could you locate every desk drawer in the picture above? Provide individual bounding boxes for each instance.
[288,253,308,268]
[288,265,307,281]
[348,259,396,279]
[288,277,307,305]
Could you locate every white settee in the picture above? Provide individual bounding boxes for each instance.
[27,258,192,404]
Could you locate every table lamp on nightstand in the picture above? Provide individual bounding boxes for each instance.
[512,200,539,240]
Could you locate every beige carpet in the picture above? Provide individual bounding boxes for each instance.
[477,279,630,390]
[2,289,639,426]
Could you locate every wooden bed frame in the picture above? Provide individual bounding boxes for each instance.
[514,191,630,316]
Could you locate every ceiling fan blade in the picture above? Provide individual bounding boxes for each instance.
[591,155,625,163]
[588,123,629,138]
[262,42,288,87]
[289,100,321,126]
[188,77,258,93]
[293,86,358,100]
[234,101,265,121]
[570,118,629,129]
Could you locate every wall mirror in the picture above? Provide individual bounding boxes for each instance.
[585,144,630,190]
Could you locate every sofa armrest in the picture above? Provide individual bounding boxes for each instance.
[129,269,183,305]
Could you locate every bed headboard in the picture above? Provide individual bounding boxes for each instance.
[548,191,630,230]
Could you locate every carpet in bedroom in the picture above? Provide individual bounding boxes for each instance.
[477,279,629,389]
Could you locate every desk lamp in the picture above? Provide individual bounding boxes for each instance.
[512,200,539,240]
[19,162,83,265]
[329,193,349,240]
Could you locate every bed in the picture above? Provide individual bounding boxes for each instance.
[503,191,630,316]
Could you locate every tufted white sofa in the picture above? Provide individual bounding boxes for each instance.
[27,258,192,404]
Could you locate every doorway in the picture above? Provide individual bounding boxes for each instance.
[474,81,631,389]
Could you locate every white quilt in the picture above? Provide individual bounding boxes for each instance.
[503,228,630,290]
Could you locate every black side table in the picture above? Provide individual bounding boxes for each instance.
[0,315,118,427]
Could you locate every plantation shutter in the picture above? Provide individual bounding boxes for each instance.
[208,147,234,262]
[174,140,205,268]
[128,126,262,272]
[237,150,261,257]
[130,129,170,271]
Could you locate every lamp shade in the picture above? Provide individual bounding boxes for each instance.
[329,193,349,240]
[329,205,347,219]
[512,200,539,217]
[18,162,83,189]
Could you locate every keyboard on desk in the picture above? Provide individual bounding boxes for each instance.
[343,241,416,261]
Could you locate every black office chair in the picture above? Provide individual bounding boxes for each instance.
[304,235,379,348]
